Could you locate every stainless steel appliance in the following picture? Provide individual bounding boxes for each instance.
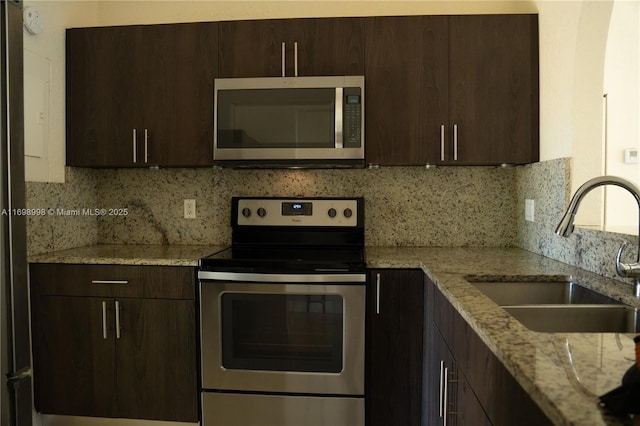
[213,76,364,168]
[1,1,33,425]
[198,197,366,426]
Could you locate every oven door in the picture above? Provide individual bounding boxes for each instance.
[199,275,365,396]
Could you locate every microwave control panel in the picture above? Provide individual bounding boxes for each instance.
[343,87,362,148]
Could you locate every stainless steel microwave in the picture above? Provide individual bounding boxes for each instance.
[213,76,364,168]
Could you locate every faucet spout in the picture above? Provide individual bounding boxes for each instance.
[555,176,640,238]
[555,176,640,297]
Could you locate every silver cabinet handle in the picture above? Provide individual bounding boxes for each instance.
[144,128,148,164]
[132,129,137,163]
[115,301,121,339]
[281,42,286,77]
[375,273,381,314]
[440,125,445,162]
[294,41,298,77]
[453,124,458,161]
[439,360,445,419]
[102,301,108,339]
[92,280,128,285]
[443,366,449,426]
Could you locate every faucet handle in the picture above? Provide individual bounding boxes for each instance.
[616,241,640,278]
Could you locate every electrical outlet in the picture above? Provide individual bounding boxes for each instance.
[525,199,535,222]
[184,199,196,219]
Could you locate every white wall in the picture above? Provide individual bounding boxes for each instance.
[23,0,613,185]
[23,1,99,183]
[602,0,640,234]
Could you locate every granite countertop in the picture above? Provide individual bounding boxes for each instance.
[28,244,227,266]
[30,244,640,425]
[368,246,639,426]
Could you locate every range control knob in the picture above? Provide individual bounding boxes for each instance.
[328,208,337,218]
[343,208,353,218]
[241,207,252,218]
[257,207,267,218]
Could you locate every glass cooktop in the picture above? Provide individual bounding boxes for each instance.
[199,246,366,274]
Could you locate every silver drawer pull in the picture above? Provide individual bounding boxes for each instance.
[91,280,128,285]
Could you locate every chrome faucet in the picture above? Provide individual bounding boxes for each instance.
[555,175,640,298]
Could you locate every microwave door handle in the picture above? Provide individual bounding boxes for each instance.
[335,87,343,149]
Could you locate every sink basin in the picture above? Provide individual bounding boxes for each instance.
[469,279,621,306]
[503,305,640,333]
[467,277,639,333]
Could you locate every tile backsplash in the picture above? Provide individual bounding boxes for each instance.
[26,158,639,291]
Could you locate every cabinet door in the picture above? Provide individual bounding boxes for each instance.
[66,26,144,167]
[448,14,539,165]
[143,22,218,167]
[364,16,449,166]
[367,269,424,426]
[457,370,493,426]
[433,285,552,425]
[287,18,364,76]
[116,298,198,422]
[218,19,287,78]
[429,325,455,426]
[32,296,117,417]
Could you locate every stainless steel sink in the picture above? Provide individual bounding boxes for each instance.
[503,305,640,333]
[467,277,640,333]
[469,279,621,306]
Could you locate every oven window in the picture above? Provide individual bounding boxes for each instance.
[221,293,343,373]
[216,88,335,149]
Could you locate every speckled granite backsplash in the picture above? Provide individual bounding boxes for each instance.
[26,167,98,255]
[26,158,639,292]
[517,157,638,286]
[95,166,517,247]
[25,166,516,252]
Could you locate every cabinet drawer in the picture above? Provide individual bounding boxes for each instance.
[30,264,195,299]
[433,287,550,426]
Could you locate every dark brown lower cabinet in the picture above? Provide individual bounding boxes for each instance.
[33,296,117,417]
[367,269,424,426]
[30,264,198,422]
[431,324,492,426]
[425,276,552,425]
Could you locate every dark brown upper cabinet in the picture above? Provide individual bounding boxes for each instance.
[448,15,539,165]
[218,18,364,78]
[365,14,539,166]
[66,22,218,167]
[365,16,449,166]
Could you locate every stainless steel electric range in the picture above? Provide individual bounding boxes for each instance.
[198,197,366,426]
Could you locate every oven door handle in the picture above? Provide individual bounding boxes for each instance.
[198,271,366,283]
